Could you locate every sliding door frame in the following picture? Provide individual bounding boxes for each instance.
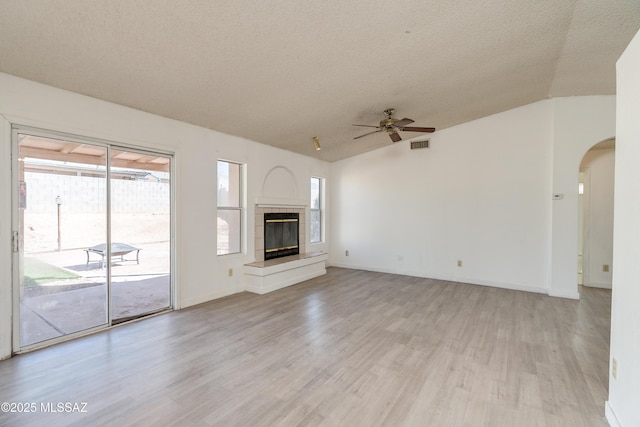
[109,144,174,323]
[11,125,175,354]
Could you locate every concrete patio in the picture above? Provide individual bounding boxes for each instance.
[20,242,171,347]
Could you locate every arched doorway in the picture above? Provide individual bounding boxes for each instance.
[578,138,615,289]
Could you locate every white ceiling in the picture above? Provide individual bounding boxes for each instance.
[1,1,639,162]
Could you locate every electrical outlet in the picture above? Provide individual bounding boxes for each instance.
[457,260,462,267]
[612,358,618,379]
[345,250,349,256]
[228,268,233,277]
[603,264,610,272]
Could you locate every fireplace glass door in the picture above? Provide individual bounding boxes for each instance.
[264,213,299,260]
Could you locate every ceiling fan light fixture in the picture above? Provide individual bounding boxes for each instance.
[312,136,321,151]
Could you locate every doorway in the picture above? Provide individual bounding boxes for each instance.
[12,128,173,350]
[578,138,615,289]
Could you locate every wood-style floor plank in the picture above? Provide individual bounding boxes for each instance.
[0,267,611,426]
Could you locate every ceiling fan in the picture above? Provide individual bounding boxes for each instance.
[353,108,435,142]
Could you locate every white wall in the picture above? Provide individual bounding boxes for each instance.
[0,72,330,359]
[330,96,615,298]
[331,100,554,293]
[607,28,640,427]
[581,147,615,289]
[549,96,616,298]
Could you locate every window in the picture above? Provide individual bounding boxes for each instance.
[217,160,242,255]
[310,177,323,243]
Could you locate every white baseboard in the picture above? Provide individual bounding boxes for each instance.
[583,281,612,289]
[329,263,549,295]
[457,275,548,295]
[180,286,242,308]
[548,289,580,300]
[605,401,622,427]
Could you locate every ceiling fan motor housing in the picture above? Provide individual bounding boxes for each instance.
[380,118,397,130]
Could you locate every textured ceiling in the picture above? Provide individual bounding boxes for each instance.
[1,1,639,162]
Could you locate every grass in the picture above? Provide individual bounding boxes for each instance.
[23,257,81,287]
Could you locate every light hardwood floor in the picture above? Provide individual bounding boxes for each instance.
[0,267,611,426]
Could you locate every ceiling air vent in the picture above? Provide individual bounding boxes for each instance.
[410,140,430,150]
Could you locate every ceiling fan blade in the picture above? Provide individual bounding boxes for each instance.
[399,126,436,133]
[389,132,402,143]
[393,118,415,128]
[352,124,381,128]
[354,129,383,139]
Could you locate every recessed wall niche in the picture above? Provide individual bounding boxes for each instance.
[254,166,306,262]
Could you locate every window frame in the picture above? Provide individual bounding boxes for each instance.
[217,160,243,256]
[310,176,324,244]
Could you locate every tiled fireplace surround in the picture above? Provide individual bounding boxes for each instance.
[254,206,306,262]
[245,204,326,294]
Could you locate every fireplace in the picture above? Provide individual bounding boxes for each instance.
[264,212,299,260]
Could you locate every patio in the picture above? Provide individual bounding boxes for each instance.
[20,241,170,347]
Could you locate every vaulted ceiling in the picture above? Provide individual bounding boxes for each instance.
[1,1,639,162]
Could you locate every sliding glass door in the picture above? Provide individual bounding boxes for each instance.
[15,132,109,347]
[109,148,171,324]
[13,128,172,350]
